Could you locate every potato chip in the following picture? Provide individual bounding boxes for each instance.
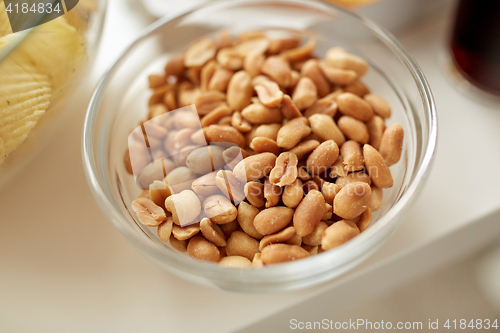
[0,57,51,164]
[0,0,13,37]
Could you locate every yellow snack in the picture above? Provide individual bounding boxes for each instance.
[0,57,52,164]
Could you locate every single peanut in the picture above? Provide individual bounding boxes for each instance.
[264,178,282,208]
[277,117,311,150]
[261,244,310,264]
[220,219,240,237]
[261,56,292,87]
[149,180,172,210]
[280,39,316,62]
[282,178,304,208]
[169,234,188,252]
[364,94,391,118]
[370,185,383,211]
[237,202,264,239]
[379,123,404,166]
[223,146,250,170]
[244,51,265,77]
[322,182,342,205]
[308,113,346,146]
[293,189,326,237]
[325,47,368,76]
[186,145,225,174]
[215,170,246,202]
[200,217,227,247]
[255,80,284,107]
[235,37,270,56]
[345,80,370,97]
[225,231,260,261]
[208,66,234,92]
[269,152,298,187]
[187,236,220,262]
[203,195,238,224]
[259,227,296,251]
[132,198,167,227]
[227,70,253,111]
[200,104,232,127]
[268,36,301,54]
[191,172,219,196]
[302,221,328,246]
[292,77,318,110]
[306,140,339,175]
[333,182,371,219]
[241,103,283,124]
[204,125,246,147]
[304,96,338,118]
[336,92,374,122]
[280,94,302,119]
[233,152,277,182]
[303,180,320,194]
[337,116,370,144]
[321,220,360,250]
[336,172,372,187]
[301,59,330,98]
[244,181,265,208]
[172,223,201,240]
[250,137,281,155]
[356,208,372,232]
[231,111,252,133]
[157,217,174,243]
[194,90,226,115]
[165,190,201,226]
[253,207,294,235]
[289,140,320,160]
[363,144,393,188]
[218,256,252,268]
[318,61,357,86]
[366,115,386,150]
[329,155,347,178]
[217,47,243,70]
[184,38,216,67]
[341,140,364,172]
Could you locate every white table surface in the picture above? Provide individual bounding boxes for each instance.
[1,1,500,332]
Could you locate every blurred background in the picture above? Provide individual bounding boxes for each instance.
[1,0,499,331]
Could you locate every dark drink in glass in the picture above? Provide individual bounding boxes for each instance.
[450,0,500,95]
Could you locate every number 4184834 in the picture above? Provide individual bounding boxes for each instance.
[5,2,62,14]
[444,319,498,330]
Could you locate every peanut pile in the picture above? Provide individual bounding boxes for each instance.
[126,31,404,268]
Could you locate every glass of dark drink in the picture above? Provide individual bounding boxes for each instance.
[450,0,500,97]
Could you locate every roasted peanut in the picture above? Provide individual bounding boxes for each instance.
[329,155,347,178]
[231,111,252,132]
[132,198,167,227]
[321,220,360,250]
[345,80,370,97]
[293,189,326,237]
[261,56,292,87]
[244,51,265,77]
[325,47,368,76]
[356,208,372,232]
[208,66,234,92]
[244,181,265,208]
[186,145,225,174]
[363,144,393,188]
[301,59,330,98]
[333,182,371,219]
[277,117,311,150]
[322,182,342,205]
[187,236,220,262]
[184,38,216,67]
[336,172,371,187]
[191,172,219,196]
[292,77,318,110]
[253,207,294,235]
[170,234,188,252]
[227,70,253,111]
[264,178,282,208]
[282,178,304,208]
[220,219,240,237]
[306,140,339,175]
[280,39,316,62]
[268,36,301,54]
[370,185,383,211]
[318,61,357,86]
[158,217,174,242]
[364,94,391,118]
[165,54,185,77]
[261,244,310,264]
[215,170,246,202]
[223,146,250,170]
[337,116,370,144]
[308,113,346,146]
[217,47,243,70]
[297,162,312,181]
[269,152,299,187]
[203,195,238,224]
[336,92,374,122]
[303,221,328,246]
[233,152,277,182]
[172,223,200,240]
[194,90,226,115]
[200,217,227,247]
[250,137,281,155]
[241,103,283,124]
[304,96,338,118]
[255,80,284,107]
[165,190,202,226]
[366,115,386,150]
[166,166,197,193]
[225,231,260,261]
[252,123,281,141]
[280,94,302,119]
[149,180,172,210]
[235,37,270,56]
[259,227,296,251]
[204,125,246,147]
[218,256,252,268]
[253,253,263,267]
[237,202,264,239]
[303,180,320,194]
[178,82,201,107]
[379,123,404,166]
[341,140,364,172]
[289,140,320,160]
[200,104,232,127]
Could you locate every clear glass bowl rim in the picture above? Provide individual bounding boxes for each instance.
[82,0,437,284]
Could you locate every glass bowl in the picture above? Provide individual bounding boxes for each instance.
[0,0,106,188]
[83,0,437,292]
